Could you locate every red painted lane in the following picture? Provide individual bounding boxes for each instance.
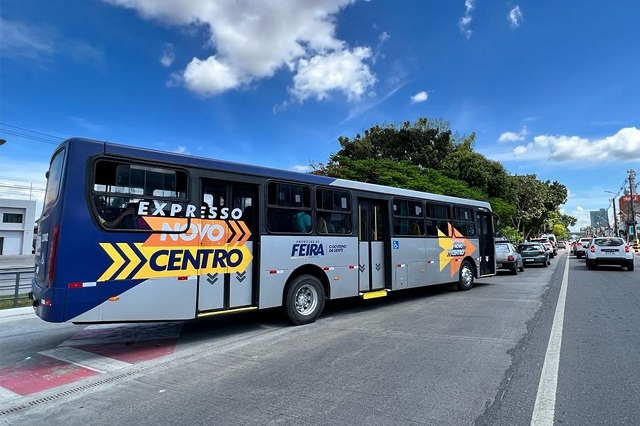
[72,338,177,364]
[0,354,98,396]
[0,322,183,397]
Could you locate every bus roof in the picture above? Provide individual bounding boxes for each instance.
[61,137,492,210]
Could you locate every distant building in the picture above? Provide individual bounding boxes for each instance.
[589,208,608,231]
[0,198,37,255]
[618,194,639,226]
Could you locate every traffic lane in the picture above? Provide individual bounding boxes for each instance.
[464,252,571,426]
[0,315,82,363]
[1,260,559,425]
[556,255,640,425]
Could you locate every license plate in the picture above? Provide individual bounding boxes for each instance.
[602,249,618,253]
[524,258,534,262]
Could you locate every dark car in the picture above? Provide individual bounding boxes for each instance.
[517,242,550,267]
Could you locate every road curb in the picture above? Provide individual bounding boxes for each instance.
[0,307,35,320]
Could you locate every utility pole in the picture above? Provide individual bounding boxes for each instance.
[629,169,637,241]
[611,197,618,236]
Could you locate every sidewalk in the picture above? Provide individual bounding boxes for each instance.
[0,306,35,320]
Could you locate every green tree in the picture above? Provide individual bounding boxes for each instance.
[333,118,458,170]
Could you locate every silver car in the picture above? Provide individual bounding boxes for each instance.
[495,242,524,275]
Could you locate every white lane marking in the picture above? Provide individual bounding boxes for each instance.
[39,347,132,374]
[531,252,570,426]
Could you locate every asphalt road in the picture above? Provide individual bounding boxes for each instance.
[0,251,638,426]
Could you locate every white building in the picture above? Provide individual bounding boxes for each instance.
[0,198,37,255]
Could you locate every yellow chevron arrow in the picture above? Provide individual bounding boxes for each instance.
[115,243,141,280]
[98,243,126,282]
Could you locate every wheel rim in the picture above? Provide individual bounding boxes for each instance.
[294,283,318,316]
[461,264,473,287]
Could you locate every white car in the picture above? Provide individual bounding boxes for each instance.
[585,237,635,271]
[574,237,592,259]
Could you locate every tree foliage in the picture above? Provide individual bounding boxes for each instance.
[334,118,457,170]
[312,117,576,241]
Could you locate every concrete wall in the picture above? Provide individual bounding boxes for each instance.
[0,198,37,255]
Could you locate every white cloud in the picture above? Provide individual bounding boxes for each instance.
[498,126,528,143]
[183,56,242,96]
[0,18,101,64]
[290,47,376,102]
[410,91,428,104]
[70,117,104,133]
[459,0,475,39]
[508,6,523,28]
[505,127,640,162]
[103,0,377,102]
[0,17,55,60]
[291,164,311,172]
[160,43,175,67]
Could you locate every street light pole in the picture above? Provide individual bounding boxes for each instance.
[605,191,619,236]
[629,170,637,242]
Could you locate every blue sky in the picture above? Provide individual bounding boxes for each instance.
[1,0,639,232]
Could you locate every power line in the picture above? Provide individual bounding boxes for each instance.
[0,123,65,146]
[0,123,64,141]
[0,129,61,145]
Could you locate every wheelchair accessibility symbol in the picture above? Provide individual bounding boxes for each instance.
[393,241,399,249]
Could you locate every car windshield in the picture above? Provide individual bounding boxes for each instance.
[594,238,624,246]
[496,244,511,253]
[519,244,541,252]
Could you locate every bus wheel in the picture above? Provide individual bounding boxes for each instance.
[285,275,325,325]
[457,260,474,291]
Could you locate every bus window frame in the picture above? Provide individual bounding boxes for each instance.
[89,157,191,233]
[425,202,451,237]
[315,187,352,235]
[452,205,476,237]
[392,197,425,237]
[266,180,312,234]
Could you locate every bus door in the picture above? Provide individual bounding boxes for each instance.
[477,211,496,276]
[197,179,257,312]
[358,199,386,292]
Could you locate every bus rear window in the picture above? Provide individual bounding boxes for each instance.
[94,162,187,198]
[43,148,66,211]
[92,160,188,230]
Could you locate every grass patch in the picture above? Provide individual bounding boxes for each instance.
[0,297,32,310]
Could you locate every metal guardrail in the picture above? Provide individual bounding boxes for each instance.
[0,267,35,308]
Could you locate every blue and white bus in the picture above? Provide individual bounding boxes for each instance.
[30,138,497,325]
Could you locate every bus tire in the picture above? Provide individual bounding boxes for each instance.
[457,260,474,291]
[284,274,325,325]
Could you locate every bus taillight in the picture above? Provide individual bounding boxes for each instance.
[46,224,60,287]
